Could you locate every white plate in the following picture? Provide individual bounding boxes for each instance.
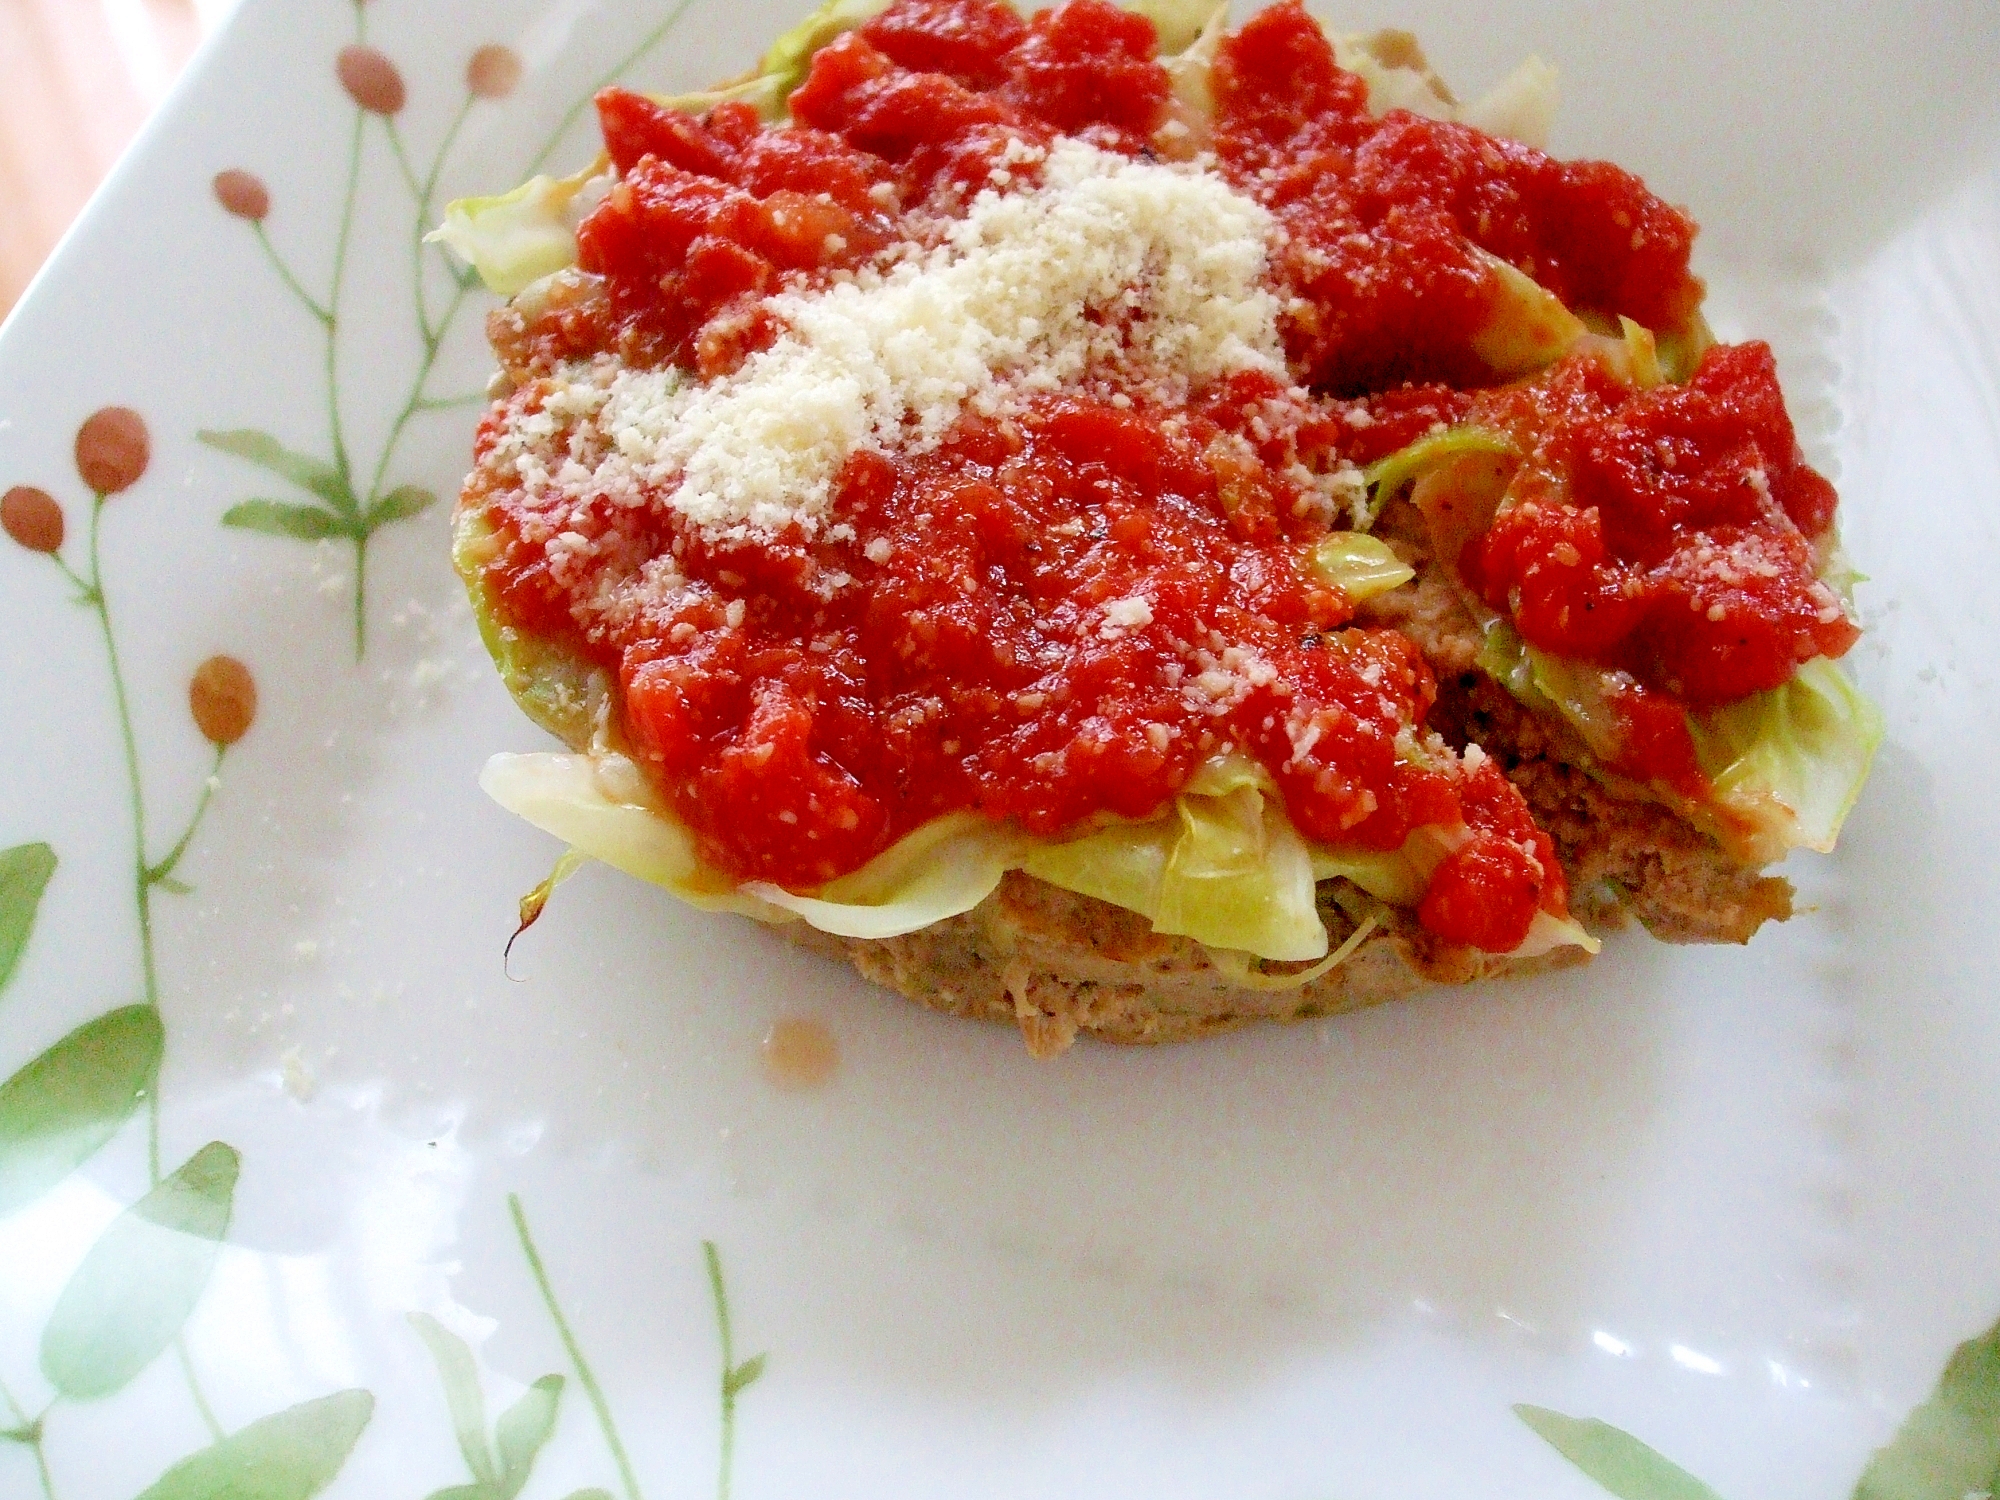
[2,1,1997,1495]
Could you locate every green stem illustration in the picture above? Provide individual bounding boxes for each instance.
[326,111,364,505]
[252,224,333,327]
[81,495,161,1184]
[412,391,488,412]
[383,122,425,216]
[509,1194,646,1500]
[707,1244,736,1500]
[146,744,226,893]
[216,0,703,661]
[419,99,474,228]
[29,457,235,1455]
[0,1380,56,1500]
[175,1336,225,1442]
[526,0,705,175]
[704,1241,766,1500]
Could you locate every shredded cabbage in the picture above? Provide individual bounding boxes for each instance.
[480,752,779,918]
[429,161,610,297]
[1123,0,1215,54]
[1460,56,1559,149]
[482,746,1601,968]
[746,813,1030,938]
[1480,623,1881,863]
[649,72,791,124]
[761,0,895,99]
[1205,914,1379,992]
[1308,533,1415,602]
[1023,754,1329,961]
[1364,426,1517,528]
[1688,657,1883,862]
[1162,0,1230,129]
[1469,251,1591,379]
[1309,845,1425,907]
[483,747,1336,959]
[1512,909,1601,958]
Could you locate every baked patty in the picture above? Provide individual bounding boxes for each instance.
[449,0,1874,1052]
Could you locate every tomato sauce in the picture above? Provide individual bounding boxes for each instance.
[468,0,1849,955]
[1211,2,1703,394]
[1458,342,1856,781]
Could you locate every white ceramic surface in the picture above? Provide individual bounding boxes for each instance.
[1,1,1997,1495]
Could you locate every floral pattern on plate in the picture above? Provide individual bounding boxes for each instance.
[1,0,1998,1493]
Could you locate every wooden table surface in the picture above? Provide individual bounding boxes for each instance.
[0,0,210,320]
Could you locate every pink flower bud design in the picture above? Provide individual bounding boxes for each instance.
[2,487,63,553]
[468,44,523,100]
[75,408,150,495]
[213,169,271,221]
[338,45,407,115]
[189,656,258,746]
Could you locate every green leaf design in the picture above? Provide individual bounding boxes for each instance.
[1513,1405,1727,1500]
[494,1374,564,1498]
[136,1388,375,1500]
[560,1492,615,1500]
[423,1488,493,1500]
[409,1312,499,1487]
[222,500,348,541]
[40,1141,238,1400]
[366,485,438,529]
[0,842,56,997]
[724,1353,767,1398]
[1853,1314,2000,1500]
[197,429,357,516]
[0,1005,163,1217]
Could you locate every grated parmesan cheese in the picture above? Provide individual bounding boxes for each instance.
[542,139,1286,538]
[1101,594,1155,633]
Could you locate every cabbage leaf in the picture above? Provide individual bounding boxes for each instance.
[480,752,778,918]
[1329,31,1457,122]
[454,511,611,749]
[1460,55,1559,149]
[1513,909,1601,958]
[1470,251,1590,379]
[1309,533,1415,603]
[1688,656,1882,861]
[1480,623,1881,863]
[746,813,1031,938]
[1364,426,1517,528]
[1022,755,1329,961]
[1162,0,1230,129]
[1124,0,1217,55]
[430,161,609,298]
[1526,646,1629,764]
[482,747,1598,966]
[1482,620,1638,767]
[761,0,895,100]
[1309,845,1425,907]
[1477,621,1545,710]
[649,72,792,124]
